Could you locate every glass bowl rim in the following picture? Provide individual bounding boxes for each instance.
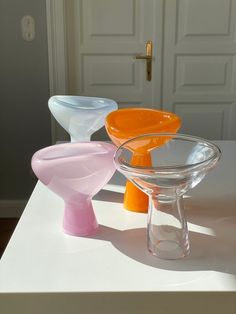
[49,95,117,110]
[114,132,221,175]
[32,141,114,162]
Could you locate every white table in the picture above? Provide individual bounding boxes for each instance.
[0,141,236,313]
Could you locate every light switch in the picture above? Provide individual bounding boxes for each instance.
[21,15,35,41]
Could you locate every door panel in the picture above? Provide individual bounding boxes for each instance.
[175,103,233,139]
[178,0,232,40]
[163,0,236,139]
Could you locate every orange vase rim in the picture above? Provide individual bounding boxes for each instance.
[105,107,181,139]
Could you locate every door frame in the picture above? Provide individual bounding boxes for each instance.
[46,0,68,142]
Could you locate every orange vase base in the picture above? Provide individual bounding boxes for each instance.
[123,180,149,213]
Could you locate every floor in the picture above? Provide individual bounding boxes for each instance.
[0,218,19,258]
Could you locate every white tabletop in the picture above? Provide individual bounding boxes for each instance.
[0,141,236,313]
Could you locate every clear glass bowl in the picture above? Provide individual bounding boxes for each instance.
[114,133,221,259]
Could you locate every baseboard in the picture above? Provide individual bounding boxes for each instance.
[0,200,27,218]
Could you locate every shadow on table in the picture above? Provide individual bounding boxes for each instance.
[93,189,124,203]
[88,224,236,275]
[91,169,236,276]
[89,192,236,276]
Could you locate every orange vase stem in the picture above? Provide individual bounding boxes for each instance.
[124,152,152,213]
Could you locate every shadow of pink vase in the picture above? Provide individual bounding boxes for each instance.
[31,142,116,236]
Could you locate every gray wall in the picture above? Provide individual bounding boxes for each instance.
[0,0,51,214]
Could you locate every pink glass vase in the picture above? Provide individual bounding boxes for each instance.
[31,142,116,236]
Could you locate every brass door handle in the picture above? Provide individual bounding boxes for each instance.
[135,40,153,81]
[135,55,152,60]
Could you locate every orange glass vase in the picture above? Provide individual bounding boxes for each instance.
[105,108,181,213]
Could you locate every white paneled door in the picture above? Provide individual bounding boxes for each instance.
[163,0,236,139]
[47,0,236,141]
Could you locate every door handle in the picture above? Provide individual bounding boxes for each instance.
[135,55,152,60]
[135,40,153,81]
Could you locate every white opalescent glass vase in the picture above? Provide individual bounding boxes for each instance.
[48,95,118,142]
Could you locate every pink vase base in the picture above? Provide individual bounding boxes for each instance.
[63,200,98,236]
[31,141,116,237]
